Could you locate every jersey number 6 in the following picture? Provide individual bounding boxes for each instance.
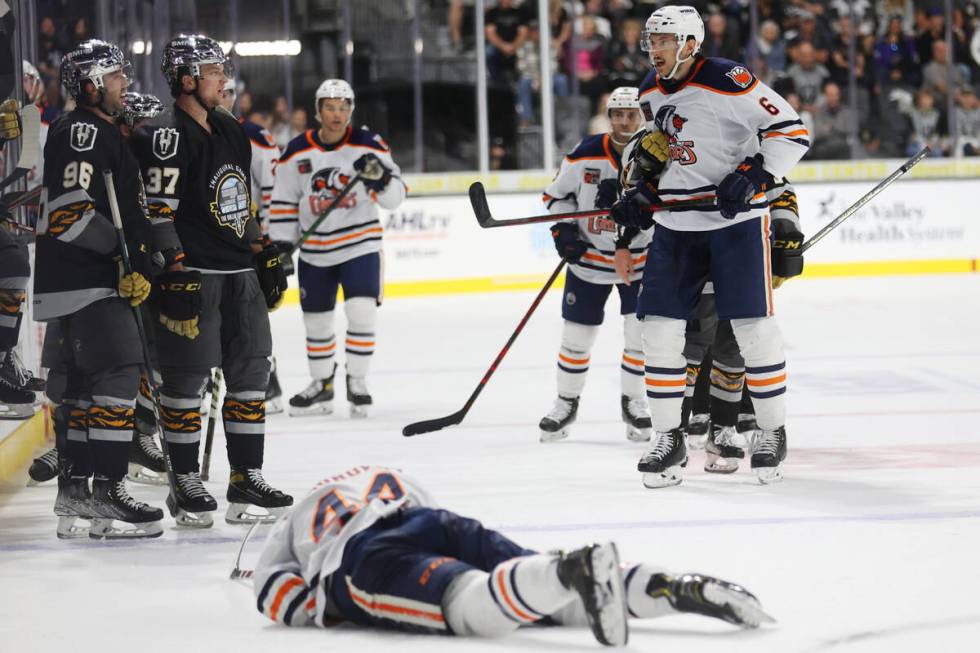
[759,97,780,116]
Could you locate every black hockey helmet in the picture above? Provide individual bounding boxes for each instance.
[120,91,165,127]
[60,39,130,101]
[161,34,229,94]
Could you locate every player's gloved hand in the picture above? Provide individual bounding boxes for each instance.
[633,129,670,179]
[595,178,619,209]
[771,218,804,288]
[157,270,203,339]
[271,240,295,276]
[353,153,392,193]
[115,239,154,307]
[610,183,658,231]
[255,245,288,311]
[716,154,772,220]
[550,222,588,263]
[646,572,775,628]
[0,99,21,142]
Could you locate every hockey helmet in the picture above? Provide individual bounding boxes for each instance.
[61,39,130,101]
[161,34,229,90]
[641,6,704,79]
[606,86,640,115]
[120,92,165,127]
[23,60,43,103]
[314,79,355,123]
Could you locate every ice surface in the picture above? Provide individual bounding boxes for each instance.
[2,274,979,652]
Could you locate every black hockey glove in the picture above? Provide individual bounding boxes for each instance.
[353,153,392,193]
[595,178,619,209]
[716,154,773,220]
[550,222,588,263]
[255,245,288,311]
[157,270,203,340]
[272,240,295,276]
[771,219,804,288]
[609,184,657,231]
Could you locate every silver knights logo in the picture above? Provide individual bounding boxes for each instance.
[152,128,180,160]
[70,122,98,152]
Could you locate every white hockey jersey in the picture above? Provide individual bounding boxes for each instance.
[268,126,406,267]
[636,57,810,232]
[240,119,278,231]
[543,132,651,284]
[253,466,437,627]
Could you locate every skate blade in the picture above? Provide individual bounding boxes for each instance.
[625,425,651,442]
[56,515,91,539]
[288,402,334,417]
[686,434,708,450]
[173,509,214,528]
[89,518,163,540]
[539,427,570,443]
[127,464,168,486]
[640,465,684,489]
[704,457,740,474]
[702,582,776,628]
[588,543,629,646]
[754,466,783,485]
[349,402,369,419]
[0,404,34,420]
[225,503,288,525]
[265,398,284,415]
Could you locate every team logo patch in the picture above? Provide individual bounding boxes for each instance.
[641,101,654,122]
[70,122,98,152]
[152,128,180,160]
[309,167,356,214]
[565,292,576,306]
[726,65,753,89]
[297,158,312,174]
[653,105,697,166]
[208,164,251,238]
[583,168,600,184]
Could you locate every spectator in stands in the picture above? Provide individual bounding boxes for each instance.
[607,18,648,88]
[874,15,920,87]
[875,0,915,36]
[953,86,980,156]
[903,89,949,156]
[577,0,613,41]
[66,17,91,51]
[827,14,855,88]
[756,20,787,79]
[269,95,291,146]
[922,40,966,105]
[915,9,945,65]
[37,16,63,79]
[809,81,854,160]
[448,0,476,53]
[237,89,255,119]
[516,20,569,128]
[486,0,529,83]
[288,107,310,144]
[785,90,815,140]
[786,41,830,111]
[828,0,874,37]
[787,10,830,64]
[571,15,608,108]
[549,0,573,60]
[702,12,742,61]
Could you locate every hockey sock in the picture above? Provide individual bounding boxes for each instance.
[87,402,136,479]
[159,393,202,473]
[731,317,786,430]
[134,373,157,434]
[557,321,598,398]
[709,363,744,428]
[691,350,711,414]
[344,297,376,378]
[0,288,26,350]
[303,310,336,380]
[642,316,688,432]
[621,315,644,398]
[65,400,92,476]
[223,391,265,469]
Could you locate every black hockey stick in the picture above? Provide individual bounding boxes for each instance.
[402,259,567,436]
[801,147,930,253]
[104,170,179,505]
[284,173,362,255]
[200,367,223,482]
[468,181,716,228]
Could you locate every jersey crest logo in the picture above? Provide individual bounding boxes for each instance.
[726,65,753,89]
[653,105,696,166]
[208,167,251,238]
[152,128,180,160]
[70,123,98,152]
[309,167,356,214]
[583,168,600,184]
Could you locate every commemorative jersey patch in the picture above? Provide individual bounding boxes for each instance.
[583,168,600,184]
[70,122,98,152]
[208,163,251,238]
[641,101,654,122]
[152,128,180,160]
[726,65,753,89]
[297,158,312,174]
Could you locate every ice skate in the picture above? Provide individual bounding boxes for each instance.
[685,412,710,450]
[89,477,164,540]
[751,426,787,485]
[557,542,628,646]
[646,572,774,628]
[166,471,217,528]
[54,467,96,539]
[226,467,293,524]
[288,375,334,416]
[1,349,45,392]
[127,430,168,485]
[637,428,687,488]
[346,375,372,418]
[621,395,652,442]
[0,355,35,419]
[28,447,59,485]
[737,412,760,440]
[704,424,745,474]
[538,396,578,442]
[266,358,284,415]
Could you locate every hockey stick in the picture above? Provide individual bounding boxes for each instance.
[801,147,930,253]
[200,367,223,482]
[283,173,361,255]
[0,104,41,193]
[103,170,179,505]
[468,181,716,228]
[229,520,260,582]
[402,259,567,436]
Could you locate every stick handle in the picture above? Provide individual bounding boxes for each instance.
[201,368,223,481]
[288,173,361,254]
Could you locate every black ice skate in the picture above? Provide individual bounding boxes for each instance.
[704,424,745,474]
[54,466,96,539]
[1,349,45,392]
[127,430,168,485]
[685,412,710,450]
[226,467,294,524]
[89,477,164,540]
[167,471,217,528]
[28,447,59,485]
[621,395,652,442]
[266,358,284,415]
[538,396,579,442]
[346,375,372,418]
[289,375,334,416]
[557,542,628,646]
[0,353,35,420]
[737,411,760,439]
[751,426,787,485]
[646,572,774,628]
[637,428,687,488]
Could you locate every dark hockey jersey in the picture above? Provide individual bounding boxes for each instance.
[130,106,258,271]
[33,107,151,321]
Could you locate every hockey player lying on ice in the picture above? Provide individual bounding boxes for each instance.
[254,466,772,646]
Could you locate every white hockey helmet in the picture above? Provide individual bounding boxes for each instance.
[314,78,355,124]
[606,86,640,115]
[641,6,704,79]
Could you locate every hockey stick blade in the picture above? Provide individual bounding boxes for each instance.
[468,181,494,226]
[402,409,467,437]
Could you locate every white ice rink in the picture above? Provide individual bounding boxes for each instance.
[2,273,979,652]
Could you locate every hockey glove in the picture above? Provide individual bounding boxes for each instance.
[633,129,670,179]
[116,240,154,307]
[272,240,296,276]
[609,183,658,231]
[157,270,203,339]
[716,154,773,220]
[595,178,619,209]
[353,153,392,193]
[771,218,804,288]
[255,245,288,311]
[647,572,774,628]
[550,222,588,263]
[0,99,20,142]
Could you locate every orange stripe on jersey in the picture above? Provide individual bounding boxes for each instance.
[305,226,383,247]
[746,373,786,387]
[623,355,643,367]
[270,577,305,622]
[305,596,316,611]
[349,589,445,623]
[496,568,535,622]
[270,208,299,215]
[763,129,809,139]
[558,353,589,365]
[645,378,685,387]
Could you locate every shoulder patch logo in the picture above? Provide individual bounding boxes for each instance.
[70,122,98,152]
[726,65,753,89]
[583,168,600,185]
[152,128,180,160]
